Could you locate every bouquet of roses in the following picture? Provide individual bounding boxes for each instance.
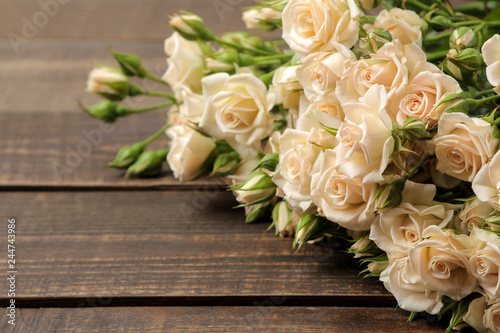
[81,0,500,331]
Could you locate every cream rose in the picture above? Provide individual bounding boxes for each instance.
[472,151,500,209]
[380,256,444,314]
[408,225,476,301]
[483,34,500,95]
[365,8,424,46]
[390,62,462,127]
[432,112,499,182]
[470,228,500,301]
[464,296,490,333]
[176,86,205,126]
[296,94,344,133]
[199,73,276,158]
[282,0,361,58]
[162,32,204,92]
[458,197,495,234]
[370,182,454,256]
[311,149,377,231]
[270,65,302,111]
[335,85,394,184]
[273,128,334,212]
[297,45,354,102]
[484,301,500,333]
[166,125,216,182]
[336,41,425,106]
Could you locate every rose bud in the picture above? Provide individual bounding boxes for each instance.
[126,149,168,177]
[450,27,479,51]
[354,0,381,10]
[86,67,130,101]
[107,142,146,169]
[110,48,149,78]
[232,172,277,206]
[211,151,241,176]
[271,200,292,236]
[169,13,215,42]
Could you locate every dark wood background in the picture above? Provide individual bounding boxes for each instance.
[0,1,449,332]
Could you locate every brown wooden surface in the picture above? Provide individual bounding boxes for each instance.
[0,0,448,332]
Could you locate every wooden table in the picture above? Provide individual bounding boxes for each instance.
[0,1,447,332]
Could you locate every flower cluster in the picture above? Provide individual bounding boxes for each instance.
[82,0,500,331]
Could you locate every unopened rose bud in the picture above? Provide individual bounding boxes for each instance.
[220,32,272,53]
[401,117,432,140]
[242,7,282,31]
[375,177,406,212]
[349,234,372,258]
[354,0,381,10]
[110,49,149,78]
[232,172,277,206]
[254,153,279,172]
[427,15,452,31]
[170,13,215,42]
[108,142,146,169]
[80,100,125,123]
[450,27,478,51]
[86,67,130,101]
[126,149,168,177]
[246,202,272,223]
[448,48,483,73]
[366,261,389,274]
[205,50,255,73]
[432,92,478,117]
[272,201,292,236]
[212,151,241,176]
[294,214,325,249]
[365,28,393,53]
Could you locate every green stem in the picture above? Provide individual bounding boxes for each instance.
[451,21,477,27]
[214,37,274,56]
[141,124,171,146]
[145,73,170,87]
[145,91,177,101]
[423,31,452,44]
[404,0,448,16]
[477,95,500,105]
[408,155,432,177]
[486,21,500,28]
[426,50,449,62]
[130,102,174,114]
[474,89,495,97]
[255,54,293,62]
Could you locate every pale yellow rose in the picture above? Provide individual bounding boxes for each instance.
[458,197,495,234]
[199,73,276,158]
[162,32,204,92]
[432,112,499,182]
[472,151,500,209]
[483,34,500,95]
[484,301,500,332]
[470,228,500,302]
[166,125,216,182]
[282,0,361,58]
[365,8,424,46]
[270,65,302,111]
[296,94,344,133]
[463,296,489,333]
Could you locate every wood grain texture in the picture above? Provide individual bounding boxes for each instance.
[0,307,446,333]
[0,112,224,188]
[0,191,389,301]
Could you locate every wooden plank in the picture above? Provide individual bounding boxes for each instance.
[0,307,446,333]
[0,191,389,301]
[0,0,256,43]
[0,112,224,188]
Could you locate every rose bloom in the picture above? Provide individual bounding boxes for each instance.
[370,182,454,256]
[335,85,394,184]
[336,41,425,106]
[282,0,361,58]
[296,44,354,102]
[199,73,276,158]
[470,228,500,302]
[269,65,302,111]
[389,62,462,127]
[483,34,500,95]
[162,32,204,92]
[457,197,495,234]
[365,8,424,46]
[431,112,499,182]
[311,149,377,231]
[166,125,216,182]
[175,85,205,126]
[380,255,444,314]
[296,94,344,133]
[485,301,500,333]
[273,128,336,212]
[472,152,500,209]
[408,225,476,301]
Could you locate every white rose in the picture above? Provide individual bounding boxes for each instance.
[470,228,500,301]
[282,0,361,58]
[166,125,216,182]
[472,151,500,209]
[335,85,394,184]
[296,94,344,132]
[365,8,424,46]
[380,256,444,314]
[176,86,205,125]
[390,62,462,127]
[199,73,276,158]
[464,296,489,333]
[242,8,281,30]
[432,112,499,182]
[270,65,302,111]
[458,197,495,234]
[273,128,331,212]
[483,34,500,95]
[484,301,500,333]
[297,45,354,102]
[370,182,454,256]
[336,41,425,106]
[162,32,204,92]
[408,225,476,301]
[311,149,377,231]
